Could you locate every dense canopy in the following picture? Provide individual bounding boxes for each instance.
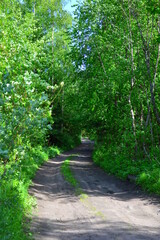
[0,0,160,239]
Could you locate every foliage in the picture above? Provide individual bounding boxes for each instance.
[70,0,160,194]
[0,0,78,239]
[93,143,160,195]
[1,0,160,238]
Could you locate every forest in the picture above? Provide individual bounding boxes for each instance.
[0,0,160,239]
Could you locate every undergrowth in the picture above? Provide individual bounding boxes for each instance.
[0,146,60,240]
[93,143,160,195]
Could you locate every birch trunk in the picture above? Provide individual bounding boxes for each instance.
[127,0,137,154]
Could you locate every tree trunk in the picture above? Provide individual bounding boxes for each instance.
[127,0,137,154]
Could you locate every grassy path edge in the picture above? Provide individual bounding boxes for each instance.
[61,156,105,219]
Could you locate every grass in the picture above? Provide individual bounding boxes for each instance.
[61,156,105,219]
[61,157,78,188]
[93,143,160,195]
[0,146,60,240]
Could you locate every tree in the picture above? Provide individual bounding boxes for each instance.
[70,0,160,160]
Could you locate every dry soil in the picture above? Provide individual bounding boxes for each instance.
[30,139,160,240]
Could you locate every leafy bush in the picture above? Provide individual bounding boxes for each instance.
[0,1,78,240]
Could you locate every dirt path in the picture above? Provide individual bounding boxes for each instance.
[30,139,160,240]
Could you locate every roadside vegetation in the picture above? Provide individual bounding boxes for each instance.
[0,146,60,240]
[0,1,79,239]
[70,0,160,195]
[0,0,160,239]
